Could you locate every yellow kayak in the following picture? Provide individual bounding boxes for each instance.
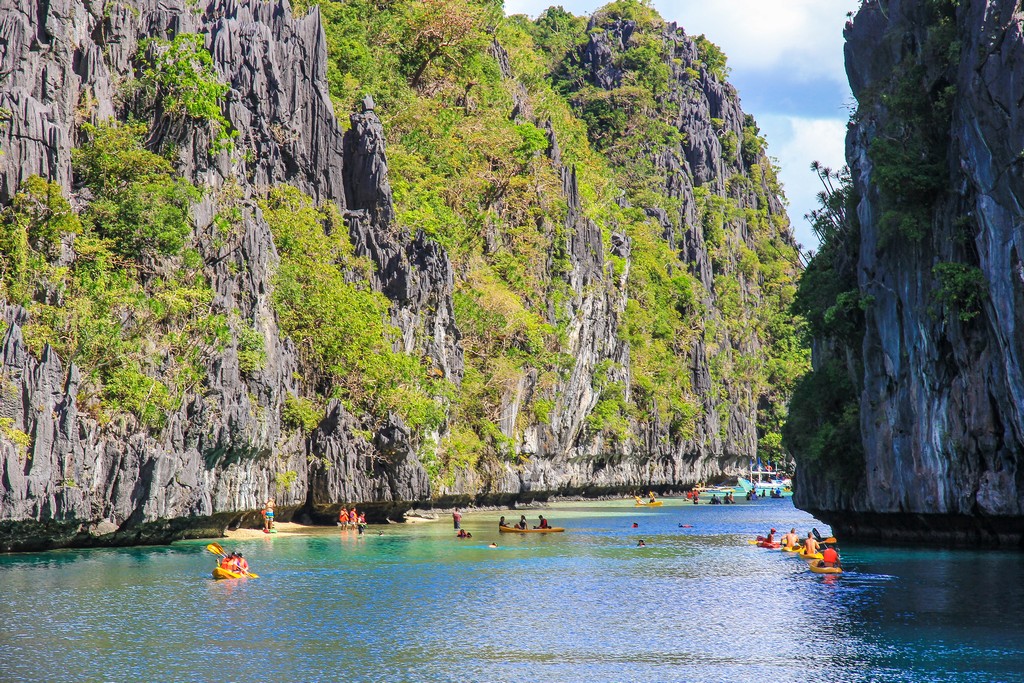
[808,560,843,574]
[634,500,663,506]
[212,566,258,580]
[797,550,824,561]
[499,525,565,533]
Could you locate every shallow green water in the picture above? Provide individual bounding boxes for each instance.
[1,499,1022,682]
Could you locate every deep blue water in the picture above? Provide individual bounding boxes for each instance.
[1,498,1023,682]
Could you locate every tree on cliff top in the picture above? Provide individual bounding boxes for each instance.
[397,0,499,88]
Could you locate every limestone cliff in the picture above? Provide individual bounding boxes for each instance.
[0,0,801,550]
[793,0,1024,546]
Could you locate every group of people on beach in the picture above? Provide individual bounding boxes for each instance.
[339,506,368,534]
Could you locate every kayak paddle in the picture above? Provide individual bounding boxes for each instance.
[812,529,839,545]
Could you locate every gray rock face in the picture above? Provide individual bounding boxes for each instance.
[0,0,794,550]
[461,18,795,494]
[0,0,438,550]
[796,0,1024,546]
[342,109,463,383]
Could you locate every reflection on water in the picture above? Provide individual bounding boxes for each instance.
[1,499,1022,682]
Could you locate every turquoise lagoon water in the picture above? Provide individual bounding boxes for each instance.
[1,498,1023,682]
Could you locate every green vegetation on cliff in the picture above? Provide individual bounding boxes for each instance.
[785,165,864,485]
[865,0,958,243]
[302,0,803,477]
[3,0,805,487]
[2,122,219,430]
[260,185,447,433]
[785,1,978,489]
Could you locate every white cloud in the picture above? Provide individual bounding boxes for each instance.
[757,115,849,251]
[503,0,569,16]
[652,0,859,86]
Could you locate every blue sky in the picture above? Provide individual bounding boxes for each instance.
[504,0,861,251]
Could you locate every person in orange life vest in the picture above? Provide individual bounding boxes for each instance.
[339,507,349,526]
[821,546,840,568]
[220,552,236,570]
[536,515,550,529]
[350,507,358,526]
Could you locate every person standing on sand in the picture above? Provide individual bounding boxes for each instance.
[263,498,275,533]
[453,507,463,530]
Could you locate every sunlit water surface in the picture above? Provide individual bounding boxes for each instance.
[2,499,1023,682]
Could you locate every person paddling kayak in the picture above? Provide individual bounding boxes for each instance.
[803,532,819,556]
[220,552,250,575]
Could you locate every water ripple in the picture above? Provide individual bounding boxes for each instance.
[1,500,1023,682]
